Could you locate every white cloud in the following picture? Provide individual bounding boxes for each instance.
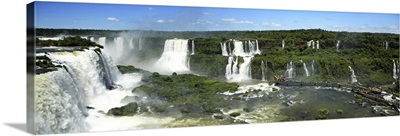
[157,20,165,23]
[107,17,120,21]
[203,12,213,15]
[262,22,282,27]
[221,18,253,24]
[157,19,176,23]
[193,20,216,25]
[389,24,398,29]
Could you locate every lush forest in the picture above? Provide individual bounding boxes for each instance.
[37,28,400,86]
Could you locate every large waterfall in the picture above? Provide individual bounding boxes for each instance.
[156,39,190,73]
[223,39,260,82]
[311,60,315,76]
[349,66,358,83]
[284,61,296,79]
[35,49,143,134]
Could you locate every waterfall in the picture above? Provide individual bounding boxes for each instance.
[386,41,388,50]
[261,61,267,81]
[221,43,229,56]
[301,60,310,77]
[349,66,358,83]
[316,40,320,49]
[311,40,315,49]
[89,37,95,42]
[225,56,234,80]
[191,40,195,55]
[284,61,296,79]
[35,49,143,134]
[228,42,232,56]
[336,40,340,52]
[238,56,253,81]
[255,40,261,54]
[114,37,124,60]
[129,37,135,50]
[393,60,398,80]
[156,39,190,73]
[311,60,315,76]
[139,38,143,50]
[282,40,285,49]
[98,37,106,46]
[35,68,89,134]
[233,40,246,56]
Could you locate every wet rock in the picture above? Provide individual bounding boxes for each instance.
[107,102,138,116]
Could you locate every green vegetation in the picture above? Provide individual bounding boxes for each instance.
[336,109,344,114]
[318,108,329,115]
[315,114,328,120]
[134,72,239,114]
[107,102,138,116]
[37,36,103,48]
[117,65,152,76]
[229,112,241,117]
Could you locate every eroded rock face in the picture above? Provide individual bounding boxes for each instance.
[107,102,138,116]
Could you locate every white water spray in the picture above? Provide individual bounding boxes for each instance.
[284,61,296,79]
[156,39,190,73]
[393,60,398,80]
[349,66,358,83]
[336,40,340,52]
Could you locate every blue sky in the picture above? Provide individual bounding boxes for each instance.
[35,1,399,33]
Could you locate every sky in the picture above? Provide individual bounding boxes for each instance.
[35,1,399,33]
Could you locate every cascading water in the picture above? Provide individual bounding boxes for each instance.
[129,37,135,50]
[228,42,232,56]
[284,61,295,79]
[114,37,125,60]
[139,38,143,50]
[35,49,145,134]
[191,40,195,55]
[98,37,106,46]
[237,56,253,81]
[156,39,190,73]
[393,60,398,80]
[255,40,261,54]
[385,41,388,50]
[311,60,315,76]
[336,40,340,52]
[221,42,229,56]
[349,66,358,83]
[316,40,320,49]
[261,61,267,81]
[300,60,310,77]
[226,56,234,80]
[282,40,285,49]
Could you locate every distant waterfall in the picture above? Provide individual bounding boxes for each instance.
[129,37,135,50]
[336,40,340,52]
[300,60,310,77]
[282,40,285,49]
[284,61,296,79]
[311,60,315,76]
[385,41,388,50]
[98,37,106,46]
[255,40,261,54]
[156,39,190,73]
[228,42,232,56]
[191,40,195,55]
[221,43,229,56]
[393,60,398,80]
[138,38,143,50]
[261,61,267,81]
[316,40,320,50]
[349,66,358,83]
